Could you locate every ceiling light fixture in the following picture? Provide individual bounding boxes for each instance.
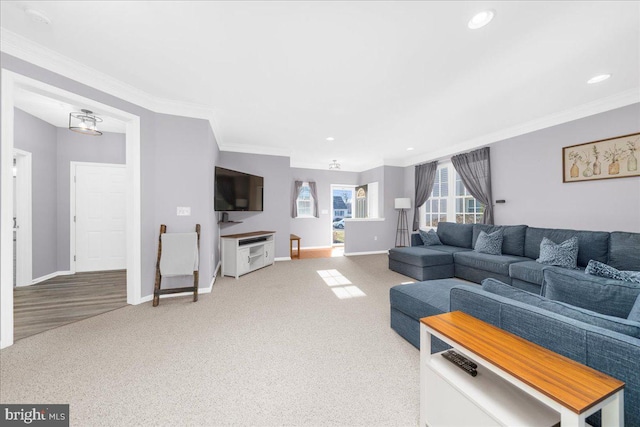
[468,10,495,29]
[69,109,103,136]
[587,74,612,84]
[329,160,341,170]
[326,137,335,141]
[407,147,414,151]
[25,8,51,25]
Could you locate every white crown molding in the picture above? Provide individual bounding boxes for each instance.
[1,28,222,141]
[218,141,292,158]
[403,88,640,167]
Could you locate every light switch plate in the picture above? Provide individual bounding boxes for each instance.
[177,207,191,216]
[321,209,329,215]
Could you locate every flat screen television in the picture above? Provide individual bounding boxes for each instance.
[214,167,264,211]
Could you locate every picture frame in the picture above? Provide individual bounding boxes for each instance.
[562,132,639,183]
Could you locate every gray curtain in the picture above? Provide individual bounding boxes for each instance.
[308,181,319,218]
[413,161,438,231]
[292,180,303,218]
[451,147,494,225]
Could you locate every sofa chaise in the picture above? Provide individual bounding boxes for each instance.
[388,222,639,294]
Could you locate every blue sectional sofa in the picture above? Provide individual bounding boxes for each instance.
[388,222,640,294]
[389,223,640,426]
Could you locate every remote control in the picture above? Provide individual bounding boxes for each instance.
[443,350,478,369]
[441,350,478,377]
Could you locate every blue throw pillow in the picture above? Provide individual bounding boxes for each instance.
[474,230,503,255]
[585,260,640,284]
[536,236,578,269]
[418,229,442,246]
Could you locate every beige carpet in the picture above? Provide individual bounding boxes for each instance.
[0,254,420,426]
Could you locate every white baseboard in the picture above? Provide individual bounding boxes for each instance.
[27,270,73,286]
[343,250,389,257]
[140,261,221,303]
[275,257,291,262]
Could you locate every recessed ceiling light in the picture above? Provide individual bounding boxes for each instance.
[468,10,495,29]
[587,74,612,84]
[24,8,51,25]
[407,147,414,151]
[326,137,335,141]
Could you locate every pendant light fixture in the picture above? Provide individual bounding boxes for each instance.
[329,160,341,170]
[68,109,103,136]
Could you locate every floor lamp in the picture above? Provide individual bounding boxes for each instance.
[394,198,411,247]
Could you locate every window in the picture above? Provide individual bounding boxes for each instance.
[421,163,483,228]
[296,182,314,217]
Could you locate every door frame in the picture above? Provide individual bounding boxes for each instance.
[70,161,126,274]
[330,184,355,247]
[1,69,142,349]
[13,149,33,287]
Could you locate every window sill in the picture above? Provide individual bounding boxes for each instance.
[344,218,385,222]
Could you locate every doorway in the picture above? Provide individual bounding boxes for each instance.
[1,69,142,349]
[13,149,33,288]
[331,185,355,245]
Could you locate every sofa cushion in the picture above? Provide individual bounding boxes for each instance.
[473,224,527,256]
[585,260,640,284]
[628,295,640,322]
[388,247,453,267]
[454,251,530,277]
[482,278,640,338]
[418,229,442,246]
[542,267,640,319]
[536,236,579,269]
[509,261,547,287]
[474,230,503,255]
[389,279,466,320]
[436,222,474,248]
[609,231,640,271]
[427,245,473,254]
[524,227,609,267]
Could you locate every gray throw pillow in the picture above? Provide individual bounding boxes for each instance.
[585,260,640,284]
[418,229,442,246]
[474,230,503,255]
[536,236,578,269]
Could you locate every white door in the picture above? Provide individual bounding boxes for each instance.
[74,163,126,272]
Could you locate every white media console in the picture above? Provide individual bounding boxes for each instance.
[221,231,275,279]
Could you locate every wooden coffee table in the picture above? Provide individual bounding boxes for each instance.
[420,311,625,426]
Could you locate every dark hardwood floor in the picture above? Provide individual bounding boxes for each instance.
[13,270,127,341]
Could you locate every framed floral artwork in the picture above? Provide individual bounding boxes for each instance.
[563,132,639,183]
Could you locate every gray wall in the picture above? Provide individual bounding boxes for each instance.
[13,108,58,279]
[491,104,640,232]
[403,103,640,233]
[152,113,219,289]
[290,167,360,248]
[14,109,128,277]
[344,166,405,254]
[218,152,291,258]
[56,127,126,271]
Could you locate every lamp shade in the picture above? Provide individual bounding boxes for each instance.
[394,198,411,209]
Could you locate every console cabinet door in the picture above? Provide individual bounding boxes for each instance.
[238,247,251,276]
[264,241,275,265]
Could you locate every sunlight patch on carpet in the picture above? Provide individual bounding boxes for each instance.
[317,270,366,299]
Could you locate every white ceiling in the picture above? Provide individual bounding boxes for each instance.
[2,1,639,171]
